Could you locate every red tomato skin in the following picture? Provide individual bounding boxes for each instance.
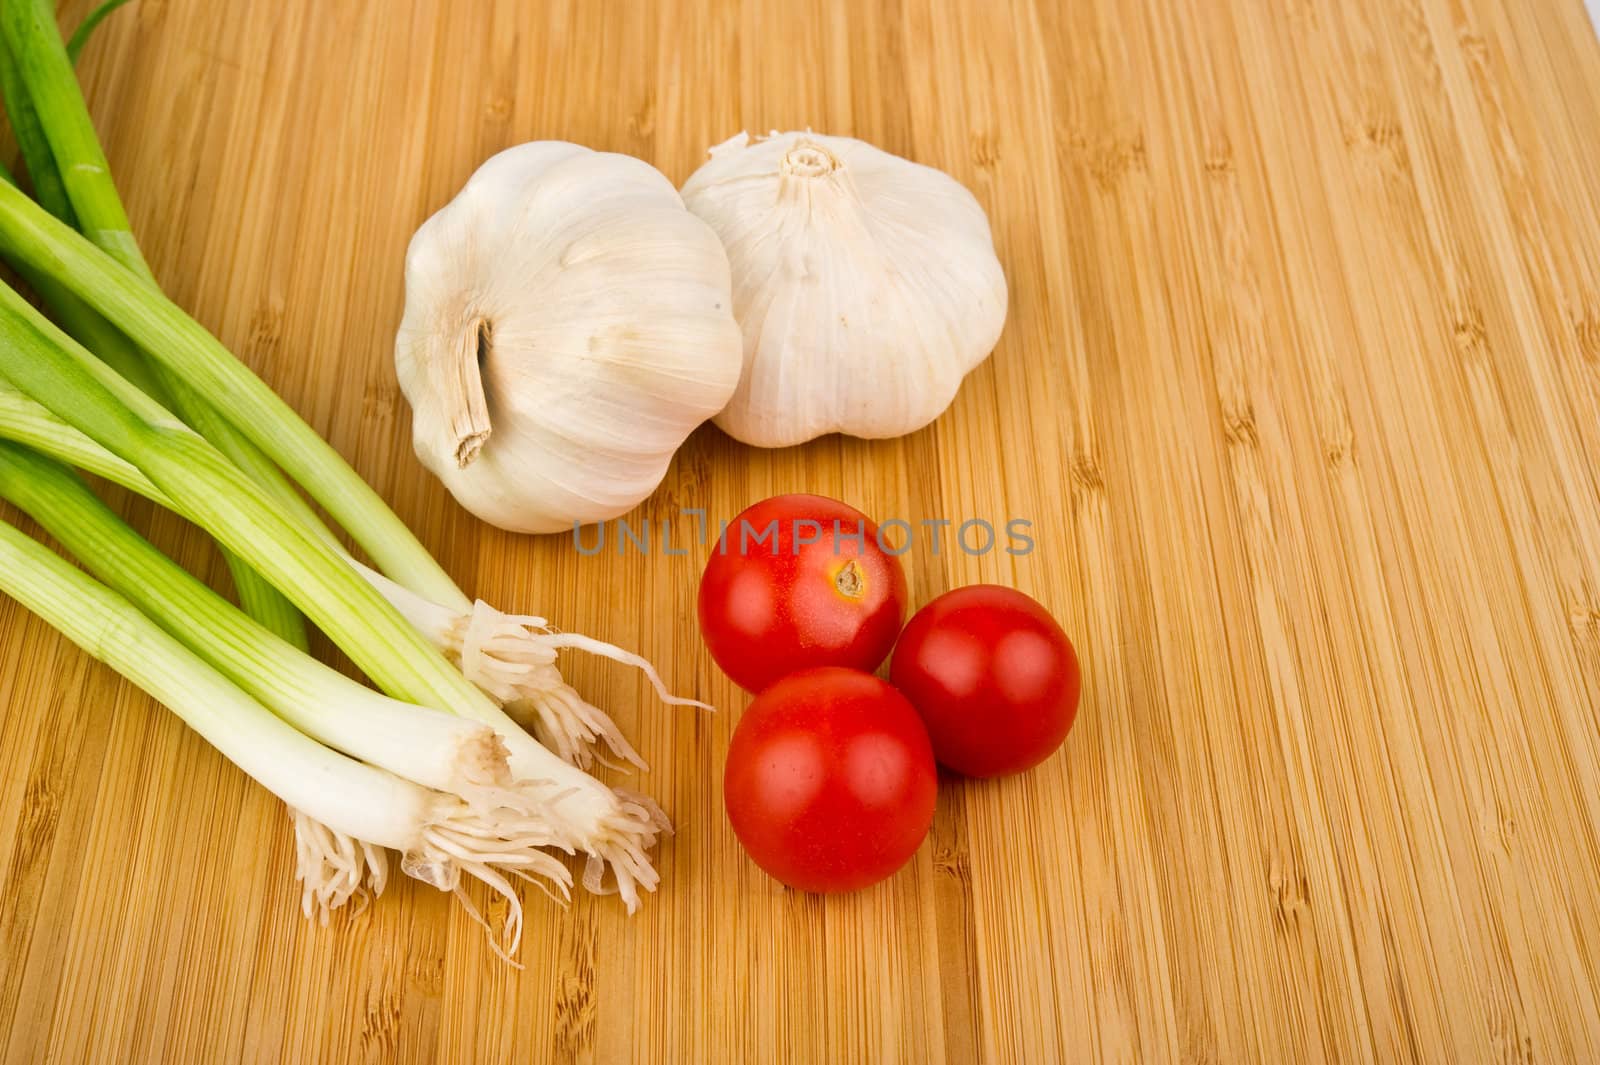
[698,494,908,693]
[723,668,937,892]
[890,585,1081,777]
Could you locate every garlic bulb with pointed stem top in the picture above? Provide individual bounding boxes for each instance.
[680,131,1008,448]
[396,142,743,533]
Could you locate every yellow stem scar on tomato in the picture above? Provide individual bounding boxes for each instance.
[832,559,865,600]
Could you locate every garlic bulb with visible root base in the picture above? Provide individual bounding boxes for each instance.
[396,142,743,533]
[679,131,1008,448]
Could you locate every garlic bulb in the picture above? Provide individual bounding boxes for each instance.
[679,131,1007,448]
[396,142,743,533]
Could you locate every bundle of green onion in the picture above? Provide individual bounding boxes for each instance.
[0,0,699,956]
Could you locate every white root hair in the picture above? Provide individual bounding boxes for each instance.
[401,798,576,962]
[451,600,710,770]
[292,794,577,961]
[347,568,688,914]
[580,788,673,913]
[290,809,389,924]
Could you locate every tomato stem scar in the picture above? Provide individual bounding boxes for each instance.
[835,560,864,598]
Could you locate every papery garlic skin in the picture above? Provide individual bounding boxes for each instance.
[396,142,743,533]
[680,131,1007,448]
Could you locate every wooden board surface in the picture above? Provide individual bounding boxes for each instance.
[2,0,1599,1060]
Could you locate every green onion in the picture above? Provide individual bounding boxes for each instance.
[0,378,150,489]
[0,442,558,823]
[0,160,163,396]
[0,504,555,944]
[65,0,132,64]
[0,287,665,907]
[0,286,477,705]
[0,35,73,225]
[2,0,144,267]
[0,375,688,772]
[0,443,576,946]
[0,0,698,902]
[0,174,468,608]
[0,0,311,648]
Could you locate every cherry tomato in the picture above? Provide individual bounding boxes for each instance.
[723,667,937,892]
[698,494,908,693]
[890,585,1081,777]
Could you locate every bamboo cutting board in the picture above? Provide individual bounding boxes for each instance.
[2,0,1599,1060]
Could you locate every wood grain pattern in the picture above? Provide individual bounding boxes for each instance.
[1,0,1598,1060]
